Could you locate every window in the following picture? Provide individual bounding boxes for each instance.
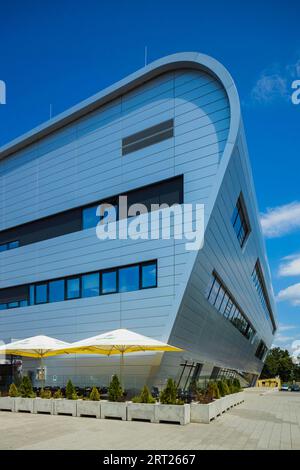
[119,265,140,292]
[0,260,157,310]
[231,194,250,248]
[82,273,100,298]
[8,301,19,309]
[8,240,19,249]
[252,260,276,333]
[207,272,256,342]
[82,205,99,230]
[29,285,35,305]
[49,279,65,303]
[102,270,117,294]
[141,262,157,288]
[67,277,80,299]
[122,119,174,156]
[35,283,48,304]
[0,176,182,250]
[255,340,267,360]
[0,240,19,252]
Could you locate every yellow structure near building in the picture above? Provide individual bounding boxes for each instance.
[256,377,281,388]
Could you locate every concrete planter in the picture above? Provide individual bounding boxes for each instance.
[222,395,231,411]
[215,397,224,416]
[127,402,156,423]
[77,399,101,418]
[190,402,216,423]
[235,391,244,404]
[15,397,34,413]
[0,396,15,411]
[155,403,190,425]
[53,399,77,416]
[33,398,54,414]
[100,401,127,420]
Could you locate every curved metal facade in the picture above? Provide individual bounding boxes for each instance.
[0,53,277,389]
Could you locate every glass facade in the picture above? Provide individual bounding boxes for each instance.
[0,261,157,310]
[207,272,256,342]
[252,260,276,333]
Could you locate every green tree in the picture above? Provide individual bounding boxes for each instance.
[261,347,295,382]
[132,385,156,403]
[89,387,100,401]
[8,383,19,397]
[19,375,35,398]
[108,375,123,402]
[160,378,182,404]
[66,379,77,400]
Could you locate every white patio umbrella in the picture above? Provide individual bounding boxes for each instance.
[0,335,71,387]
[52,328,183,387]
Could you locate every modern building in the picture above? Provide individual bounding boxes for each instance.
[0,52,277,391]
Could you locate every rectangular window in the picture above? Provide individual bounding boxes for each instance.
[255,340,267,360]
[82,205,99,230]
[119,265,140,292]
[66,277,80,299]
[141,262,157,288]
[35,283,48,304]
[8,301,19,309]
[49,279,65,303]
[29,285,35,305]
[122,119,174,156]
[102,270,117,294]
[252,260,276,333]
[0,260,157,310]
[231,193,250,248]
[207,272,256,342]
[82,273,100,298]
[0,176,182,250]
[8,240,19,249]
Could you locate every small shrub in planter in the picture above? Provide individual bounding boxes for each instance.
[218,380,230,396]
[53,388,63,399]
[196,386,213,404]
[232,378,241,392]
[40,388,52,399]
[89,387,100,401]
[132,385,156,404]
[207,381,220,400]
[19,376,35,398]
[9,383,19,397]
[108,375,124,402]
[160,379,184,405]
[66,379,77,400]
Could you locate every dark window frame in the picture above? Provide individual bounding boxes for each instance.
[231,193,251,248]
[0,260,157,310]
[122,119,174,156]
[207,271,256,342]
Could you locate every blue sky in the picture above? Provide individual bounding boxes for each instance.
[0,0,300,355]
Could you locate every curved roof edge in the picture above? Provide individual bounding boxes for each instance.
[0,51,241,161]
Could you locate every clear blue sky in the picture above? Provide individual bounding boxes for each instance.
[0,0,300,353]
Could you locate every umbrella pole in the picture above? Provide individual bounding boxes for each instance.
[120,351,124,390]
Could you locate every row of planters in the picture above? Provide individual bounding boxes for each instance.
[191,378,244,423]
[0,375,244,425]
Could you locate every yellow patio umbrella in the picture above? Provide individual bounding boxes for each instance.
[52,328,184,387]
[0,335,71,387]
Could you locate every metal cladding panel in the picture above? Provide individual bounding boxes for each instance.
[0,52,276,386]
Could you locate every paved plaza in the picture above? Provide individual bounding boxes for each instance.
[0,389,300,450]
